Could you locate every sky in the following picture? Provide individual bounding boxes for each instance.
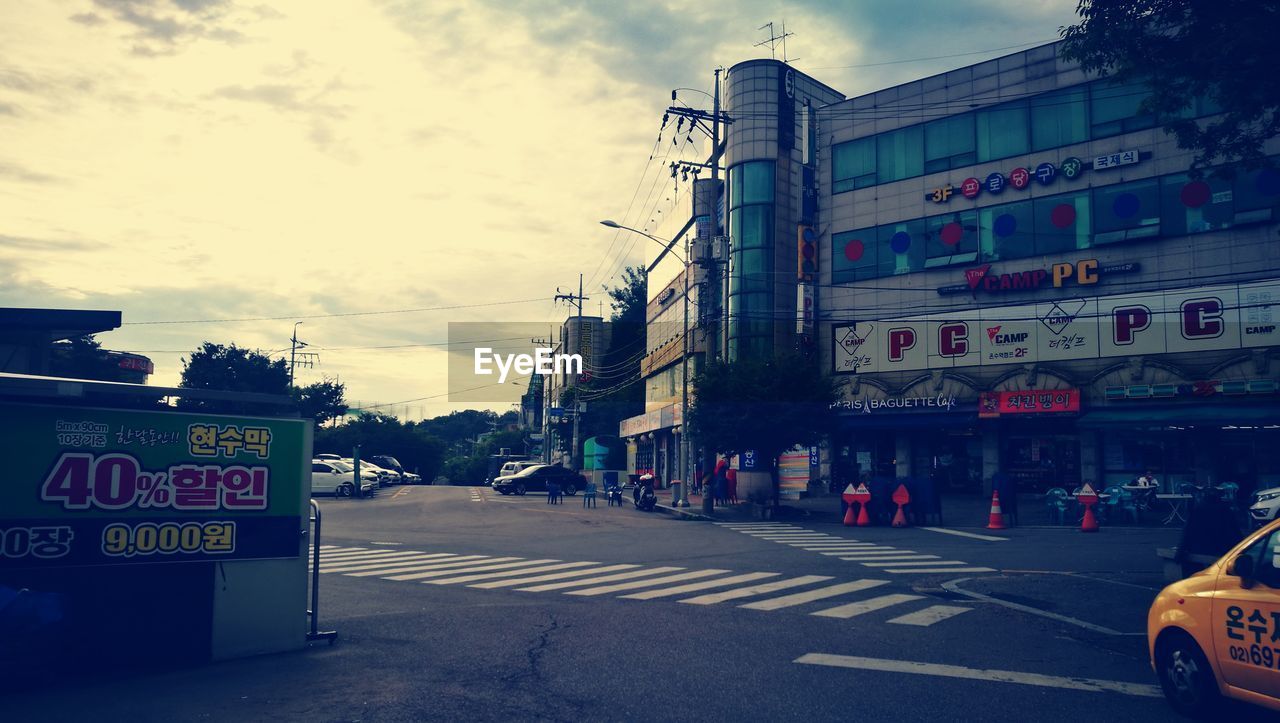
[0,0,1082,420]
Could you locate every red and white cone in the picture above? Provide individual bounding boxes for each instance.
[986,490,1007,530]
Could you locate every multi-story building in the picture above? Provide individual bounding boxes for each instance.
[625,39,1280,499]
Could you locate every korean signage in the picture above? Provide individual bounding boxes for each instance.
[1093,149,1139,170]
[833,278,1280,374]
[0,403,306,570]
[925,157,1089,204]
[979,390,1081,418]
[937,259,1141,296]
[1105,379,1279,401]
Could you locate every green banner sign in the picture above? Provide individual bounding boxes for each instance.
[0,403,308,569]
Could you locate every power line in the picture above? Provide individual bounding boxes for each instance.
[123,297,546,326]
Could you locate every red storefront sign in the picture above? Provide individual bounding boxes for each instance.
[978,389,1080,418]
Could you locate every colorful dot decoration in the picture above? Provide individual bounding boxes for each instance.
[889,231,911,254]
[993,213,1017,238]
[1112,192,1140,219]
[939,222,963,246]
[844,239,864,262]
[1050,203,1077,228]
[1180,180,1211,208]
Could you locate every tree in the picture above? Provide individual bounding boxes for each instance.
[294,377,348,426]
[687,351,840,507]
[48,335,122,382]
[1061,0,1280,173]
[315,412,445,482]
[177,343,289,413]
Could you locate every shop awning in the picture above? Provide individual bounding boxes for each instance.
[837,411,978,430]
[1077,403,1280,429]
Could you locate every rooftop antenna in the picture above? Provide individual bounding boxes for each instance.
[755,21,795,63]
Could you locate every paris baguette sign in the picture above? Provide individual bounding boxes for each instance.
[937,258,1141,296]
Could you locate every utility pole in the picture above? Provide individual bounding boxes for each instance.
[555,275,588,470]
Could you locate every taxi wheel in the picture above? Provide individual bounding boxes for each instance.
[1155,631,1219,718]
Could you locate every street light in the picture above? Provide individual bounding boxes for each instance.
[599,219,692,508]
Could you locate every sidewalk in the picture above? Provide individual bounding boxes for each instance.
[651,487,1190,530]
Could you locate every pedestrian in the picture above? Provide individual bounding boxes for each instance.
[726,467,738,505]
[712,458,728,508]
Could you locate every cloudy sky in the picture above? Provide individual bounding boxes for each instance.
[0,0,1080,419]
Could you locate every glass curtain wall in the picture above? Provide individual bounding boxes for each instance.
[728,160,776,360]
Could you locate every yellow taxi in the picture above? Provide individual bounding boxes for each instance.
[1149,516,1280,717]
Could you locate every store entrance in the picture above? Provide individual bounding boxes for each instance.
[914,433,982,494]
[1002,432,1080,493]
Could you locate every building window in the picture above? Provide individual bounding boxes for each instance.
[924,211,978,267]
[924,114,976,173]
[1032,190,1091,255]
[833,137,876,193]
[877,218,926,276]
[979,199,1035,261]
[728,160,776,358]
[832,228,878,284]
[876,125,923,183]
[1089,79,1155,138]
[1030,86,1088,152]
[1093,178,1160,244]
[1159,173,1235,236]
[1232,165,1280,223]
[976,101,1029,162]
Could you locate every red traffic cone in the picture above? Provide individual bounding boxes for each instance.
[855,501,870,527]
[986,490,1007,530]
[891,483,910,528]
[843,502,856,526]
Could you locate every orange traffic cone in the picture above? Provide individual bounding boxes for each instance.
[891,484,910,528]
[1081,503,1100,532]
[986,490,1007,530]
[892,504,907,528]
[843,502,855,526]
[855,501,870,527]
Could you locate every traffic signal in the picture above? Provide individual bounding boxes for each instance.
[797,225,817,281]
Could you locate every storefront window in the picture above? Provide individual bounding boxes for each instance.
[1159,173,1235,236]
[1031,86,1088,151]
[924,211,979,268]
[876,125,923,183]
[924,114,976,173]
[976,101,1028,162]
[979,199,1035,261]
[1003,434,1080,493]
[833,137,876,193]
[1032,190,1092,254]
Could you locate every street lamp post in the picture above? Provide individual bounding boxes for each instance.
[600,220,692,507]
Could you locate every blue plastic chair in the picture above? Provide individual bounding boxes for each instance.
[582,482,597,508]
[1044,488,1069,525]
[1103,485,1137,523]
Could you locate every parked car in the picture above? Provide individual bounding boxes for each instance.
[491,464,583,496]
[315,453,342,460]
[486,460,540,487]
[369,455,410,484]
[338,458,395,486]
[310,459,376,497]
[402,471,423,484]
[1147,516,1280,717]
[1249,486,1280,528]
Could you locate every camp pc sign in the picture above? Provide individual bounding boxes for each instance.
[832,279,1280,374]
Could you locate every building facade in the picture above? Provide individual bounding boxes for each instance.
[623,40,1280,499]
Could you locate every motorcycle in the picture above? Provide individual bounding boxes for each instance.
[633,475,657,512]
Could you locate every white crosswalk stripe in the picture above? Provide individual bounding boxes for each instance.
[716,524,997,575]
[313,545,973,627]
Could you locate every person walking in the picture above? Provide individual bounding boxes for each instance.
[726,467,738,505]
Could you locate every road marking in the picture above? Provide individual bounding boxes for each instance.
[861,560,970,567]
[818,547,900,555]
[565,569,731,597]
[812,593,924,619]
[423,561,599,586]
[618,572,780,600]
[393,488,411,499]
[369,541,403,546]
[319,545,340,550]
[517,567,687,592]
[838,555,940,562]
[888,605,973,626]
[790,542,875,548]
[940,578,1126,635]
[679,575,834,605]
[740,580,889,611]
[345,555,497,577]
[470,564,641,589]
[714,523,790,528]
[832,550,921,557]
[395,559,561,582]
[323,553,456,572]
[879,567,997,574]
[919,527,1009,542]
[317,549,387,561]
[318,550,422,565]
[793,653,1162,698]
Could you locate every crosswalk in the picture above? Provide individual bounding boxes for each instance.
[468,488,484,502]
[713,522,997,575]
[313,545,973,627]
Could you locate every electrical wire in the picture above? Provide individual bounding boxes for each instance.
[123,297,547,326]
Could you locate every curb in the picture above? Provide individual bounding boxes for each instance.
[653,502,715,521]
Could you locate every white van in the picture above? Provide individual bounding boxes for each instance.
[498,460,541,478]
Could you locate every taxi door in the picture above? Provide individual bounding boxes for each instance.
[1210,527,1280,699]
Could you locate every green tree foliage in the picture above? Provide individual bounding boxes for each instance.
[1061,0,1280,172]
[688,351,840,505]
[177,342,290,413]
[315,412,445,482]
[48,335,123,382]
[293,377,348,426]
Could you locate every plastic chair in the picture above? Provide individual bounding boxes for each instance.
[546,482,561,505]
[1217,483,1240,511]
[582,482,597,508]
[605,484,623,507]
[1103,486,1137,523]
[1044,488,1069,525]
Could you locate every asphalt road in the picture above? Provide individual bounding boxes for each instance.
[7,484,1273,721]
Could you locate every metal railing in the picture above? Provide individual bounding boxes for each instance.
[306,499,338,643]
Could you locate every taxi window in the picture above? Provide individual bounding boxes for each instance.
[1241,530,1280,588]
